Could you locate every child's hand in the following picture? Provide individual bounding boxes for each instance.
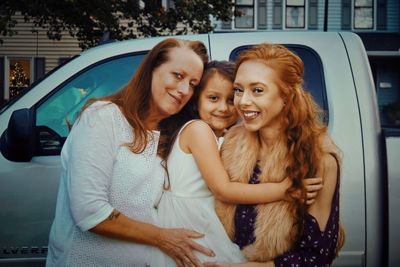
[282,177,323,204]
[303,177,323,205]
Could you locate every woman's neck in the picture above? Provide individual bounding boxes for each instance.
[144,111,165,131]
[257,126,286,163]
[258,125,284,148]
[214,128,224,138]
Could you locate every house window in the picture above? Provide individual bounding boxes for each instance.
[235,0,255,29]
[8,58,31,98]
[285,0,306,28]
[354,0,374,29]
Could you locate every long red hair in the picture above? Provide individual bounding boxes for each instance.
[235,43,338,245]
[84,38,208,154]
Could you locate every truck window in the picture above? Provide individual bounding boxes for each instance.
[229,45,328,122]
[35,53,146,155]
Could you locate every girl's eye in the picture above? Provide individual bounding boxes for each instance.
[208,96,218,102]
[189,83,196,90]
[253,87,263,94]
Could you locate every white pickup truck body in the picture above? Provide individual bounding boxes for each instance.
[0,32,398,266]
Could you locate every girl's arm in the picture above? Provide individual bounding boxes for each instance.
[203,154,339,267]
[180,120,320,204]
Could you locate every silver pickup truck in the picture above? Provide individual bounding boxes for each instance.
[0,32,399,267]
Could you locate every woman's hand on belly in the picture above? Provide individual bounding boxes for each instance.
[157,227,216,267]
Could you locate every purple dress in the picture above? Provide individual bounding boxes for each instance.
[234,164,340,267]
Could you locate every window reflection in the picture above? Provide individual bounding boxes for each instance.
[235,0,254,29]
[286,0,305,28]
[9,59,31,98]
[354,0,374,29]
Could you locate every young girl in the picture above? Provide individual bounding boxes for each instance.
[151,61,322,267]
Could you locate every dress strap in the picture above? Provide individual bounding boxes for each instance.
[177,119,220,146]
[177,119,199,137]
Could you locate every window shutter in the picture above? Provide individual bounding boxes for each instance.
[258,0,267,29]
[341,0,351,30]
[0,57,4,104]
[34,58,45,82]
[308,0,318,29]
[377,0,387,30]
[273,0,282,29]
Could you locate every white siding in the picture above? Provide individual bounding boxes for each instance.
[0,15,82,73]
[267,0,274,30]
[317,0,325,30]
[327,0,342,31]
[387,0,399,32]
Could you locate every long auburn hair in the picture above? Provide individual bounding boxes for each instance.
[84,38,208,154]
[235,43,344,251]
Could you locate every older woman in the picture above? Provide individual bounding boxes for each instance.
[213,43,345,267]
[46,38,214,267]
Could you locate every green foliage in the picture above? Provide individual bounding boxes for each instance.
[0,0,234,49]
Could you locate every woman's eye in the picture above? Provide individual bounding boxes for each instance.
[174,72,183,79]
[253,87,263,94]
[233,87,243,94]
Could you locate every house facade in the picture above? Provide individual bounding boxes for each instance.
[214,0,400,126]
[0,15,82,105]
[1,1,399,125]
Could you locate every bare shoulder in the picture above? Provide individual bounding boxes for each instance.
[320,153,339,192]
[181,120,213,138]
[180,120,216,153]
[309,152,340,230]
[322,153,339,175]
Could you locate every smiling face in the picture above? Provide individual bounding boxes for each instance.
[197,73,238,137]
[233,60,285,133]
[149,46,204,122]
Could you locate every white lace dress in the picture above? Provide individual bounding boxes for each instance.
[150,120,245,266]
[46,101,164,267]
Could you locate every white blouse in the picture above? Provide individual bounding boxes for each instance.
[46,101,165,267]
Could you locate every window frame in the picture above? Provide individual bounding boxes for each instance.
[4,56,34,100]
[352,0,376,31]
[284,0,308,30]
[234,0,257,29]
[33,51,148,156]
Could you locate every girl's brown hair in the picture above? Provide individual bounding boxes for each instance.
[157,60,235,190]
[158,60,235,161]
[187,60,235,119]
[235,43,344,252]
[84,38,208,154]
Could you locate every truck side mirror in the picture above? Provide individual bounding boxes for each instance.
[0,108,36,162]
